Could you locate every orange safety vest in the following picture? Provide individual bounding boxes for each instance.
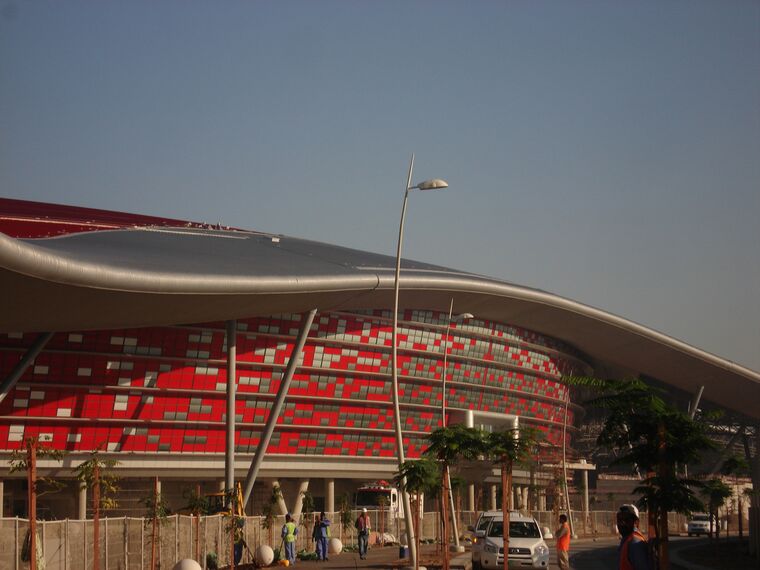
[619,530,647,570]
[557,522,570,551]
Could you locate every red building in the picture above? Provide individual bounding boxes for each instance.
[0,198,757,519]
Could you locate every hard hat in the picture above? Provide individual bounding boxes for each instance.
[619,504,640,519]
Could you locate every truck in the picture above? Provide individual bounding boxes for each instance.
[354,480,423,519]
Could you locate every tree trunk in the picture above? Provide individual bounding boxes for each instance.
[657,421,670,570]
[412,495,421,570]
[151,476,158,570]
[28,440,37,570]
[380,501,386,546]
[501,459,512,570]
[195,484,201,561]
[93,462,101,570]
[441,464,450,570]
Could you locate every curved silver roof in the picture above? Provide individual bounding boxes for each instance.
[1,227,758,419]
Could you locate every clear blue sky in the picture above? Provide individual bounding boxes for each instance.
[2,1,758,371]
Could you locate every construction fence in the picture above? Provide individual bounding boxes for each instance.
[0,509,689,570]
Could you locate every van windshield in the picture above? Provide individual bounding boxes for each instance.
[355,490,392,507]
[692,515,709,521]
[487,521,541,539]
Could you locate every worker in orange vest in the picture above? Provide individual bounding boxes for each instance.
[555,514,570,570]
[616,504,651,570]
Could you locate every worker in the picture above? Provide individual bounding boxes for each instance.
[281,513,298,565]
[355,507,372,560]
[555,514,570,570]
[617,504,651,570]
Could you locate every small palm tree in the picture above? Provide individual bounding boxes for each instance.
[394,458,440,570]
[261,485,283,549]
[701,478,731,541]
[484,427,540,570]
[9,438,66,570]
[565,375,716,570]
[425,425,486,570]
[74,448,120,570]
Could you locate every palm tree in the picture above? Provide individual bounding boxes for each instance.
[394,458,440,570]
[74,448,120,570]
[425,425,486,570]
[484,428,540,570]
[701,478,731,541]
[565,375,716,570]
[9,438,66,570]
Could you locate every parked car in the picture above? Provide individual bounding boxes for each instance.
[478,513,550,569]
[470,510,502,570]
[687,513,716,536]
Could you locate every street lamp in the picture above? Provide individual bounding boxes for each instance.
[391,154,448,566]
[440,300,473,552]
[441,301,474,428]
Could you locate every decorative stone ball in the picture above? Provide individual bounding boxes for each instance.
[328,537,343,554]
[172,560,202,570]
[254,544,275,566]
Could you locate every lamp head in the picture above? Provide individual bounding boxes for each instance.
[413,178,449,191]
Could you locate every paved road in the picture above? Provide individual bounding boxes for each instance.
[569,536,696,570]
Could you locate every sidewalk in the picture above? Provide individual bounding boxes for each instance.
[280,543,470,570]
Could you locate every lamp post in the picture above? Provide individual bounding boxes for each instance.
[440,300,474,428]
[440,300,473,551]
[391,154,448,567]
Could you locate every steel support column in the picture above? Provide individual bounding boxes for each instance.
[0,332,53,406]
[242,309,317,508]
[225,320,237,492]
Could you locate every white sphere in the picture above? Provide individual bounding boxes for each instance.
[328,537,343,554]
[255,544,275,566]
[172,560,202,570]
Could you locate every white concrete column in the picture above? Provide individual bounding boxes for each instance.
[271,480,288,515]
[580,459,589,516]
[78,485,87,519]
[468,484,475,512]
[465,409,474,428]
[489,484,497,511]
[156,479,162,495]
[325,479,335,515]
[292,479,310,520]
[218,479,226,492]
[0,480,4,517]
[538,489,547,511]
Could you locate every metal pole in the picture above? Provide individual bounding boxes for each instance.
[441,298,453,427]
[242,309,318,508]
[0,332,53,406]
[441,298,462,550]
[689,385,705,419]
[225,320,237,493]
[561,388,576,537]
[391,154,417,565]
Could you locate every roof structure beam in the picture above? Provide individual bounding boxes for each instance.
[0,332,53,407]
[242,308,317,509]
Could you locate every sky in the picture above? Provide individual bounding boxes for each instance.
[1,1,758,372]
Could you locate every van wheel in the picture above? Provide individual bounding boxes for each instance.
[472,561,481,570]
